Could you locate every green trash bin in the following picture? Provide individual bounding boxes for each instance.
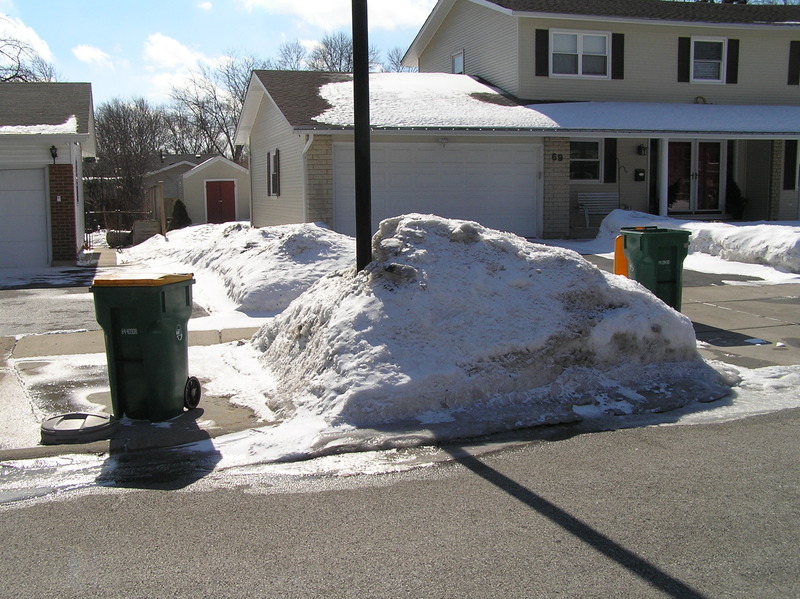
[621,227,691,310]
[90,272,201,421]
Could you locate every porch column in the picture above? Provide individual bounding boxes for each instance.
[658,138,669,216]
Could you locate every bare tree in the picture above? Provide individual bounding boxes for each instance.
[276,40,307,70]
[0,24,58,82]
[307,31,381,72]
[86,98,168,221]
[384,47,416,73]
[162,110,216,155]
[170,51,270,161]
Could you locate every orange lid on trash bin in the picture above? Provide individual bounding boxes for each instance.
[91,272,194,287]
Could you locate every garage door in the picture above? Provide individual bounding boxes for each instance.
[0,169,48,268]
[333,142,542,238]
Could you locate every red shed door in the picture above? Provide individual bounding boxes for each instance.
[206,181,236,223]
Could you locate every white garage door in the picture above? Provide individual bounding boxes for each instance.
[333,142,542,238]
[0,169,48,268]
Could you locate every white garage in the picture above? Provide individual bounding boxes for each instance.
[333,142,543,238]
[0,168,48,268]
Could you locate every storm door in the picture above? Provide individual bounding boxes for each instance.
[667,141,723,214]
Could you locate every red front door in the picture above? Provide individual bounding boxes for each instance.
[206,181,236,224]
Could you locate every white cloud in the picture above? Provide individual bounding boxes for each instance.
[234,0,435,31]
[198,1,213,10]
[144,33,206,70]
[72,44,114,70]
[141,33,227,101]
[0,14,53,60]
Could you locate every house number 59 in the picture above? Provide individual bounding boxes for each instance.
[551,153,564,161]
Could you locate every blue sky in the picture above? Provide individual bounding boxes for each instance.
[1,0,436,106]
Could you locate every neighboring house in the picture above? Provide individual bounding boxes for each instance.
[180,155,251,224]
[0,82,96,267]
[143,153,215,222]
[236,0,800,240]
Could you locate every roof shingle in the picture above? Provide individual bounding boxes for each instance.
[487,0,800,25]
[0,82,93,134]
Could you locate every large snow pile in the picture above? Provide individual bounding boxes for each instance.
[600,210,800,273]
[119,222,355,313]
[250,214,730,441]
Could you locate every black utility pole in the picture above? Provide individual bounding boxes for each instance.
[352,0,372,271]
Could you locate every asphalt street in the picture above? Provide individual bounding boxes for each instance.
[1,408,798,598]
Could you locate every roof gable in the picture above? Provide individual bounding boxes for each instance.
[0,82,94,134]
[184,155,248,178]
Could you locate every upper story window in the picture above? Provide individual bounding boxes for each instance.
[692,38,725,83]
[451,51,464,75]
[551,31,609,78]
[679,36,738,84]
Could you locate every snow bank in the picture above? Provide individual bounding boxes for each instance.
[600,210,800,273]
[119,222,355,313]
[251,214,730,444]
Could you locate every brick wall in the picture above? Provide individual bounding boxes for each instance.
[770,140,783,220]
[543,138,570,238]
[305,136,334,225]
[48,164,77,263]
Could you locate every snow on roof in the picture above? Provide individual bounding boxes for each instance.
[314,73,558,129]
[0,115,78,135]
[529,102,800,136]
[311,73,800,136]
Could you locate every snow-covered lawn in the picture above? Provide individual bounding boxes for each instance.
[91,211,799,466]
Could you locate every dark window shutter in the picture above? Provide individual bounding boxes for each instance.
[536,29,549,77]
[611,33,625,80]
[604,138,617,184]
[274,149,280,196]
[678,37,691,82]
[726,39,739,84]
[784,140,798,191]
[267,152,272,196]
[789,41,800,85]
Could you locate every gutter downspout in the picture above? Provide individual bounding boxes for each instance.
[301,133,315,222]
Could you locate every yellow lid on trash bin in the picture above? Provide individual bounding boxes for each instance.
[91,272,194,287]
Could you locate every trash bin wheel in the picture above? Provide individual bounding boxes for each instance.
[184,376,201,410]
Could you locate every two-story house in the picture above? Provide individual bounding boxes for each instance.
[235,0,800,240]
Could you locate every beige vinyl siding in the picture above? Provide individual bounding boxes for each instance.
[519,18,800,105]
[418,0,519,95]
[0,138,82,166]
[249,98,305,227]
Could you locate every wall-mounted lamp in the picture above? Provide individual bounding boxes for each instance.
[438,137,449,147]
[637,144,648,157]
[49,145,58,164]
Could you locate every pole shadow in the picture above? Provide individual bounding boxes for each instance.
[444,446,709,599]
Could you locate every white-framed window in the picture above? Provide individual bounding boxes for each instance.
[451,50,464,74]
[267,149,280,196]
[692,37,726,83]
[570,140,602,182]
[551,31,609,78]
